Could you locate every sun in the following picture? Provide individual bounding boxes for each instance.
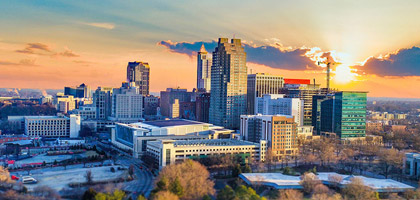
[334,65,357,84]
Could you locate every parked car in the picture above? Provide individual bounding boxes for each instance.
[21,176,37,184]
[11,175,19,180]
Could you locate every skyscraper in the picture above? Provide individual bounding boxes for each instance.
[93,87,113,120]
[319,91,367,139]
[209,38,247,129]
[127,61,150,96]
[247,73,284,114]
[111,82,143,123]
[197,44,212,92]
[256,94,304,126]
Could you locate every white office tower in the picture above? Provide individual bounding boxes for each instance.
[197,44,212,92]
[247,73,284,114]
[256,94,304,126]
[111,82,143,123]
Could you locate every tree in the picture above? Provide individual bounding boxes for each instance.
[234,185,266,200]
[265,148,275,172]
[341,177,376,200]
[378,148,403,178]
[152,191,179,200]
[232,164,242,178]
[33,185,61,200]
[278,190,303,200]
[311,193,343,200]
[243,164,252,173]
[156,160,215,199]
[327,174,343,189]
[299,173,322,195]
[85,170,93,184]
[169,177,184,198]
[0,166,12,183]
[82,188,97,200]
[202,195,212,200]
[95,189,126,200]
[312,184,330,195]
[137,195,147,200]
[155,176,169,192]
[217,185,235,200]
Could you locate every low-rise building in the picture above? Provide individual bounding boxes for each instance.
[9,115,81,138]
[111,119,234,158]
[404,153,420,178]
[146,139,266,169]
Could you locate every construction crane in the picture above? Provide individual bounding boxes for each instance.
[317,60,341,92]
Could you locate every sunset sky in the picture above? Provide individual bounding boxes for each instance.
[1,0,420,98]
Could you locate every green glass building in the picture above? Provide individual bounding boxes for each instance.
[316,91,367,139]
[333,91,367,138]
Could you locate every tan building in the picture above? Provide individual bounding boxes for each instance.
[170,99,180,119]
[240,114,298,160]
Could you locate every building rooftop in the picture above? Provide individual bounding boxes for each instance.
[240,172,414,192]
[140,119,207,128]
[157,139,258,147]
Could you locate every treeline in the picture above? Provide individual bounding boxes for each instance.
[367,100,420,113]
[0,102,57,120]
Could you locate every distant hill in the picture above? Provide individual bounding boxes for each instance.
[0,88,63,98]
[368,97,420,102]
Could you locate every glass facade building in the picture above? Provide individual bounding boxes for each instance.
[333,91,367,138]
[315,91,367,139]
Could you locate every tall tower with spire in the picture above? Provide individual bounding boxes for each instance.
[197,44,212,92]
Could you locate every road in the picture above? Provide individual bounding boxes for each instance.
[110,145,155,199]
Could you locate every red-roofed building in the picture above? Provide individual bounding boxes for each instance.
[284,79,310,85]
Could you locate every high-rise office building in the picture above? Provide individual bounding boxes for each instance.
[160,88,194,118]
[311,94,332,135]
[240,114,298,160]
[197,44,212,92]
[111,82,143,123]
[318,91,367,139]
[247,73,284,114]
[209,38,247,130]
[281,82,328,126]
[93,87,113,120]
[256,94,304,126]
[127,61,150,96]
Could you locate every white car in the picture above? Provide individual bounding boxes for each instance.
[21,176,38,184]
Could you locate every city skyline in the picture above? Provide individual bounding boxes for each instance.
[1,1,420,98]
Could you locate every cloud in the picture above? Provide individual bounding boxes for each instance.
[19,59,37,66]
[57,47,79,57]
[82,22,115,30]
[158,40,333,71]
[16,43,51,54]
[0,59,37,66]
[354,46,420,76]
